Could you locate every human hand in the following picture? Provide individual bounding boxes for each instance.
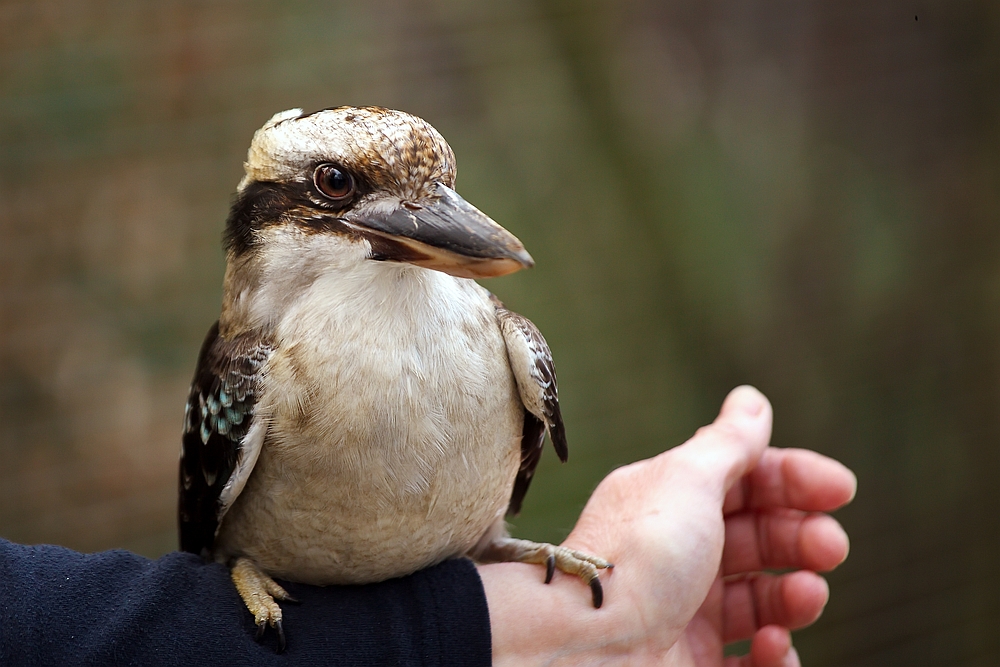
[481,385,856,666]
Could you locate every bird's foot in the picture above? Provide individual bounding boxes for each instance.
[230,557,297,652]
[473,537,613,607]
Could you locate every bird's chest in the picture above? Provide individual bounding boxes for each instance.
[216,270,523,583]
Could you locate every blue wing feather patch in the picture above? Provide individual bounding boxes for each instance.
[179,321,273,557]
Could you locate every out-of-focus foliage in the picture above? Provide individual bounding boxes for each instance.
[1,1,998,664]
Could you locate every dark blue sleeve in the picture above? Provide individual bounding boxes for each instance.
[0,539,492,667]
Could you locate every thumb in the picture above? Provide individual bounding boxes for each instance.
[668,385,774,500]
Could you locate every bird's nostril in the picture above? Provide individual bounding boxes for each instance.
[401,201,423,211]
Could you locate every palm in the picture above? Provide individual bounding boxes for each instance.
[671,578,732,666]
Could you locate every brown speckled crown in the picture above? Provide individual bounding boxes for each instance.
[240,106,457,200]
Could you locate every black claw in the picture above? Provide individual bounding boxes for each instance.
[253,618,288,652]
[544,555,556,584]
[276,619,287,653]
[281,594,300,604]
[589,577,604,608]
[606,563,615,569]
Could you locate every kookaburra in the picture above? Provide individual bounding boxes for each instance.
[178,106,611,650]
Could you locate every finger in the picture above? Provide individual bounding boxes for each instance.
[751,626,799,667]
[665,386,773,500]
[723,509,850,575]
[722,571,829,643]
[724,448,857,515]
[724,626,800,667]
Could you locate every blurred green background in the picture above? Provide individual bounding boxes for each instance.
[1,1,998,664]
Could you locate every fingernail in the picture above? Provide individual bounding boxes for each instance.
[732,386,764,416]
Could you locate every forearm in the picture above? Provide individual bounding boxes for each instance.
[0,539,491,667]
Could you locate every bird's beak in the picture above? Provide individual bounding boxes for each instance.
[352,183,534,279]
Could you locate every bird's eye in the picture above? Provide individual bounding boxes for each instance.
[314,164,356,203]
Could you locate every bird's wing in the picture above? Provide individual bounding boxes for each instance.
[495,302,568,516]
[178,321,273,557]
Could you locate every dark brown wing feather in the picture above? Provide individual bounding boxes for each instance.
[178,322,272,557]
[495,304,567,516]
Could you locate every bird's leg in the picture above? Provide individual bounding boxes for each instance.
[472,537,613,608]
[230,557,296,652]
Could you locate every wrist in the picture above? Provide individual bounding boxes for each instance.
[478,560,625,666]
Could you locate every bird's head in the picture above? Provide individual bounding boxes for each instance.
[224,106,533,280]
